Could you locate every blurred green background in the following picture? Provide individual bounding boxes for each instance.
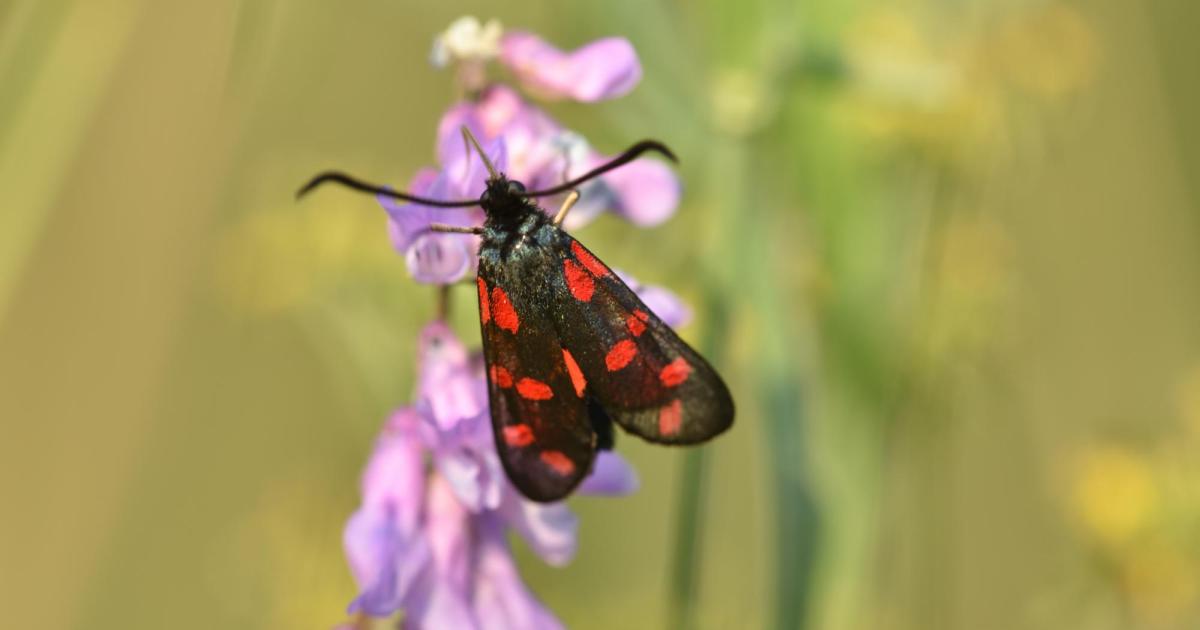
[2,0,1199,628]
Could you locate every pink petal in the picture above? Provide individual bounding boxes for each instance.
[500,32,641,102]
[434,414,505,513]
[614,270,693,328]
[425,475,472,592]
[400,561,479,630]
[499,490,577,567]
[417,322,488,429]
[405,232,477,284]
[471,516,566,630]
[577,452,640,496]
[438,87,563,185]
[361,409,425,533]
[345,410,431,616]
[344,507,430,616]
[381,168,441,250]
[570,154,680,228]
[436,106,512,187]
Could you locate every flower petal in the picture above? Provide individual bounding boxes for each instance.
[397,475,481,629]
[430,16,502,67]
[380,165,484,285]
[361,409,425,532]
[615,270,693,328]
[344,409,431,616]
[564,155,680,229]
[577,452,640,496]
[381,168,440,251]
[435,417,504,513]
[344,506,430,616]
[436,110,511,190]
[500,491,577,567]
[500,32,641,102]
[471,515,566,630]
[418,322,489,430]
[405,232,476,284]
[425,474,472,592]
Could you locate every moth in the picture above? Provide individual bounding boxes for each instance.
[299,128,734,502]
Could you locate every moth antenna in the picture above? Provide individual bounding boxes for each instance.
[461,126,500,180]
[296,171,480,207]
[522,140,678,198]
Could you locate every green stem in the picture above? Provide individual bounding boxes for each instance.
[667,289,729,630]
[668,447,709,630]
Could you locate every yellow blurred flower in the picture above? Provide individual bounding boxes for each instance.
[213,198,393,315]
[836,4,1097,163]
[837,8,1002,162]
[990,4,1098,101]
[1070,446,1158,547]
[710,68,777,137]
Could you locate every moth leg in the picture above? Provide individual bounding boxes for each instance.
[430,223,484,234]
[552,190,581,227]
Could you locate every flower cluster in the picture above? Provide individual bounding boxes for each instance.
[341,17,692,629]
[346,284,691,627]
[381,16,680,285]
[343,322,638,628]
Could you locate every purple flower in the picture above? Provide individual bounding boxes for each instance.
[343,321,645,628]
[435,85,680,230]
[382,19,678,281]
[499,31,641,102]
[342,18,700,629]
[379,140,504,284]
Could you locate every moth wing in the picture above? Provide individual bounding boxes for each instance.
[550,233,735,444]
[476,257,599,503]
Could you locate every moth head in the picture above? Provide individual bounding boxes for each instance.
[479,176,529,215]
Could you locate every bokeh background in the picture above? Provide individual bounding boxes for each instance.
[3,1,1198,629]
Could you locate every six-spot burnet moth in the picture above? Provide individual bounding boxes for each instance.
[297,127,734,502]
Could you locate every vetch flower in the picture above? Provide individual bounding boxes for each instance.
[499,30,642,102]
[430,16,503,68]
[342,321,643,627]
[378,139,504,284]
[435,86,680,230]
[382,17,680,284]
[340,18,702,629]
[426,18,680,233]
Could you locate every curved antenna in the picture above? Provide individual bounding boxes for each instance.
[295,171,480,207]
[522,140,678,198]
[296,139,679,206]
[461,126,500,180]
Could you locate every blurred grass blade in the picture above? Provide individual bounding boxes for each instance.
[0,0,144,325]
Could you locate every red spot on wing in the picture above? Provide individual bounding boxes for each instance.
[659,358,692,387]
[503,424,534,447]
[659,399,683,437]
[516,378,554,401]
[563,259,595,302]
[571,241,609,277]
[562,349,587,397]
[605,339,638,372]
[490,365,513,388]
[626,310,648,336]
[540,450,576,476]
[491,287,519,333]
[477,277,490,324]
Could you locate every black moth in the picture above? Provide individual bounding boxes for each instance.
[299,127,734,502]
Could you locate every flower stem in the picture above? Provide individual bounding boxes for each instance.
[668,290,729,630]
[668,447,709,630]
